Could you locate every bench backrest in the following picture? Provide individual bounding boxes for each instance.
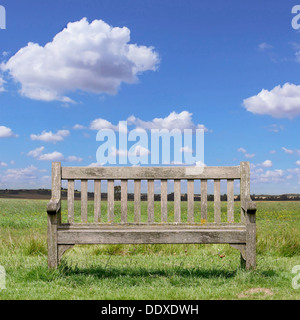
[50,161,251,225]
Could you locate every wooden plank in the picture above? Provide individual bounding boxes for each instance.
[240,161,250,223]
[62,166,241,180]
[67,179,74,224]
[81,180,88,223]
[227,179,234,223]
[121,180,128,223]
[214,179,221,223]
[94,180,101,223]
[161,179,168,222]
[107,180,114,223]
[134,180,141,223]
[47,162,61,269]
[187,179,194,223]
[147,179,154,223]
[58,228,246,245]
[174,179,181,223]
[201,179,208,221]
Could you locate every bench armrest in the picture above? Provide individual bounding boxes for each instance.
[47,199,61,215]
[241,199,256,213]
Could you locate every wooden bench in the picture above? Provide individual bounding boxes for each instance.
[47,161,256,269]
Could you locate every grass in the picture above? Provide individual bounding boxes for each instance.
[0,199,299,299]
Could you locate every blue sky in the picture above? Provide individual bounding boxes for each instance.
[0,0,300,194]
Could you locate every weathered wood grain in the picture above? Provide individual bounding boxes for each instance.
[201,179,207,221]
[62,166,240,180]
[134,180,141,223]
[214,179,221,223]
[187,179,194,223]
[147,179,154,223]
[174,179,181,223]
[227,179,234,223]
[161,180,168,222]
[121,180,127,223]
[107,180,114,223]
[81,180,88,223]
[94,180,101,223]
[67,179,74,224]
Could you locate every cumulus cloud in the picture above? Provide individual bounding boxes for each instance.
[258,42,273,51]
[237,147,255,159]
[0,76,5,92]
[243,83,300,119]
[260,160,273,168]
[30,129,69,143]
[1,18,159,102]
[27,146,82,162]
[0,126,18,138]
[127,111,208,131]
[0,161,8,167]
[90,111,208,133]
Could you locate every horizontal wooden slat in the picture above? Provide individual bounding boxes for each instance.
[62,166,240,180]
[58,228,246,245]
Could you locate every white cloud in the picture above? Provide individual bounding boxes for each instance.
[0,126,18,138]
[27,146,81,162]
[126,111,208,131]
[3,165,39,182]
[260,160,273,168]
[90,118,119,131]
[237,147,255,159]
[27,146,45,158]
[269,150,277,154]
[265,124,284,132]
[243,83,300,119]
[282,147,294,155]
[30,129,69,143]
[65,155,83,163]
[179,146,193,153]
[73,124,86,130]
[237,147,247,153]
[296,160,300,166]
[38,151,65,161]
[258,42,273,51]
[1,18,159,102]
[0,161,8,167]
[0,76,5,92]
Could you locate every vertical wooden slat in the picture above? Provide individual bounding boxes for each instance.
[121,180,128,223]
[174,179,181,223]
[68,179,74,223]
[240,162,250,223]
[214,179,221,223]
[187,179,194,222]
[201,179,208,221]
[227,179,234,223]
[134,180,141,223]
[161,179,168,222]
[94,180,101,223]
[81,180,88,223]
[147,179,154,223]
[107,179,114,223]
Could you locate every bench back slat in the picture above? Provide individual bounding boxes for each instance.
[227,179,234,223]
[214,179,221,223]
[62,166,240,180]
[201,179,208,221]
[134,180,141,223]
[67,179,74,223]
[147,179,155,223]
[94,180,101,223]
[174,179,181,223]
[121,180,128,223]
[56,162,251,225]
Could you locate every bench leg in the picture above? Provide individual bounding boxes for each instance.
[245,213,256,270]
[47,214,58,269]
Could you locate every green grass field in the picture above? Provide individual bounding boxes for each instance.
[0,199,299,300]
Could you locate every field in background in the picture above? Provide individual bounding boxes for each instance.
[0,199,299,300]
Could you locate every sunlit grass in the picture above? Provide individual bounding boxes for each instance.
[0,199,299,299]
